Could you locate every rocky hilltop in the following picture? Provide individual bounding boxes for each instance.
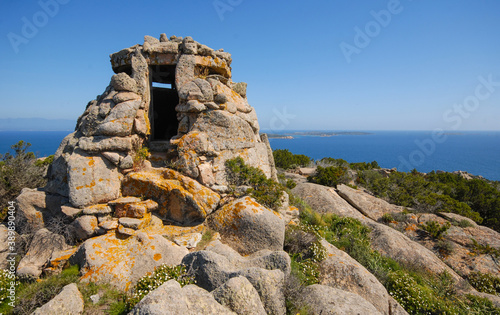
[2,34,499,314]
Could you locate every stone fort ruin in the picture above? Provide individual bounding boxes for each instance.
[12,34,283,281]
[44,34,277,212]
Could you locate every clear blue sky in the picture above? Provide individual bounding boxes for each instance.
[1,0,499,131]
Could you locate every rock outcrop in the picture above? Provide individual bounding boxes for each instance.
[32,283,84,315]
[296,284,383,315]
[207,196,285,255]
[130,280,235,315]
[212,276,267,315]
[17,228,69,278]
[319,239,393,315]
[70,231,189,290]
[182,240,290,315]
[337,184,406,221]
[122,168,220,225]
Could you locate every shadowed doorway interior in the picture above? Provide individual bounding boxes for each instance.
[150,65,179,141]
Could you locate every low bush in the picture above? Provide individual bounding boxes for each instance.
[5,265,79,314]
[127,265,195,310]
[470,239,500,258]
[420,220,451,240]
[289,254,321,286]
[386,271,436,314]
[435,240,454,256]
[77,282,127,315]
[467,272,500,296]
[381,213,394,223]
[349,160,380,170]
[457,219,474,228]
[307,165,348,187]
[273,149,311,170]
[1,141,49,221]
[0,269,13,306]
[133,147,150,171]
[225,157,285,210]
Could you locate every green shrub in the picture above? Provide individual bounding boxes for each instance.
[1,141,49,221]
[133,147,150,170]
[349,160,380,170]
[77,282,127,315]
[225,157,284,210]
[457,219,474,228]
[467,272,500,296]
[460,294,500,314]
[317,157,349,168]
[470,239,500,258]
[7,265,79,314]
[356,169,500,231]
[272,149,311,170]
[420,221,451,240]
[290,257,321,286]
[386,271,436,314]
[381,213,394,223]
[435,240,454,256]
[127,265,194,309]
[0,269,14,307]
[285,179,297,189]
[308,165,348,187]
[34,155,54,167]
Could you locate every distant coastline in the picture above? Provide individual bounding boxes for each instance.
[0,118,76,131]
[266,131,372,139]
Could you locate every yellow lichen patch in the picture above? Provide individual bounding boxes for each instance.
[195,55,231,78]
[405,224,417,232]
[45,248,78,272]
[143,223,205,239]
[144,110,151,135]
[153,253,162,261]
[123,168,220,224]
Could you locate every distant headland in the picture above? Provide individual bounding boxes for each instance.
[266,131,372,139]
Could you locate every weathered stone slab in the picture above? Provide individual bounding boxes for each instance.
[67,150,122,208]
[122,168,220,225]
[130,280,235,315]
[337,184,405,221]
[32,283,84,315]
[78,135,138,152]
[207,197,285,255]
[70,231,188,291]
[17,228,68,278]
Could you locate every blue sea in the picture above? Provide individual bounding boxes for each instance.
[0,131,70,157]
[267,131,500,181]
[1,130,499,181]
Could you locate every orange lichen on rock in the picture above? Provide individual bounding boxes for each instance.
[122,168,220,224]
[207,196,285,255]
[72,231,188,291]
[405,224,418,232]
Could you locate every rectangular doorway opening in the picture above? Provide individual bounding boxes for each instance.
[150,65,179,141]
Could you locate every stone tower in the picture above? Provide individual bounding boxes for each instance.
[44,34,277,209]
